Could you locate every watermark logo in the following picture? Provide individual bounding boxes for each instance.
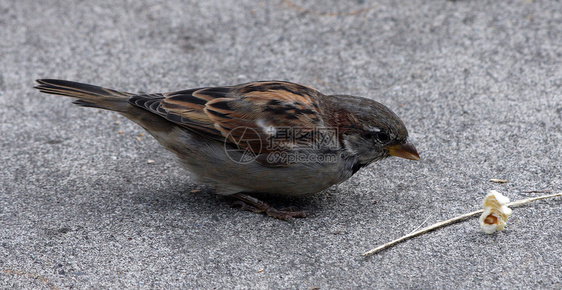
[224,126,340,165]
[224,126,262,164]
[265,151,338,164]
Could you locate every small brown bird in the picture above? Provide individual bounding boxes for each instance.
[35,79,419,220]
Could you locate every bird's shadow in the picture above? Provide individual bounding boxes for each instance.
[143,183,326,221]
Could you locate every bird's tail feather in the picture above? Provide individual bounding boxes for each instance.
[35,79,178,135]
[34,79,135,112]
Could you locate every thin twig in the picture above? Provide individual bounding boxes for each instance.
[506,192,562,207]
[281,0,376,16]
[362,192,562,257]
[408,215,432,234]
[362,209,483,257]
[1,269,58,290]
[523,190,551,194]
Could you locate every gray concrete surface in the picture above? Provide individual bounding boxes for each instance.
[1,0,561,288]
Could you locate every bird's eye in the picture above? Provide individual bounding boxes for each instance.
[364,131,390,143]
[375,131,390,142]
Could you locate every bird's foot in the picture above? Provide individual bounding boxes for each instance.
[230,193,307,221]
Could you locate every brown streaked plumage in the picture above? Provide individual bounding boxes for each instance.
[34,79,419,220]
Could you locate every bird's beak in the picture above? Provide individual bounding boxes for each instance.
[385,143,420,161]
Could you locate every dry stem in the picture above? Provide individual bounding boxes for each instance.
[362,192,562,257]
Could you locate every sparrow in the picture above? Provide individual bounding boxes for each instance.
[34,79,420,220]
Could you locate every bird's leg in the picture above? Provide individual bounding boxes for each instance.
[230,193,307,221]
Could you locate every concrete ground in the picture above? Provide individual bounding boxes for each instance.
[1,0,561,288]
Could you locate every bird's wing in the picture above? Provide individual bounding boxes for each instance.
[129,81,326,155]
